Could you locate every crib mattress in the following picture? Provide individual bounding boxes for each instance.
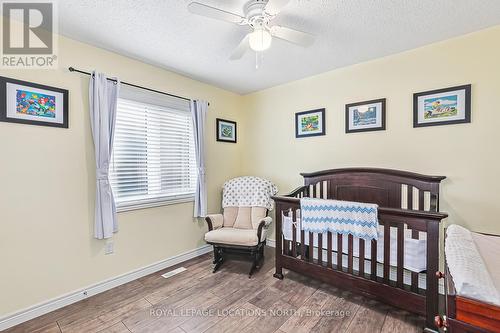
[445,225,500,306]
[282,215,427,273]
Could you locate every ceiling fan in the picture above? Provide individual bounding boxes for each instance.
[188,0,315,60]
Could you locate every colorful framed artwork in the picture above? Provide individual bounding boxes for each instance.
[216,118,237,143]
[413,84,471,127]
[345,98,386,133]
[0,76,69,128]
[295,108,325,138]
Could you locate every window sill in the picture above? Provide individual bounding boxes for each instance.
[116,196,195,213]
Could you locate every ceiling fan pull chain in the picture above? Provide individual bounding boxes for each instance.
[255,51,264,70]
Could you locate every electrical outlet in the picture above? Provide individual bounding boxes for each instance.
[105,240,114,255]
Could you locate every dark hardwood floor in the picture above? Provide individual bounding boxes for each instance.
[4,247,424,333]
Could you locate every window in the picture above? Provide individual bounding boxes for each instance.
[109,86,196,211]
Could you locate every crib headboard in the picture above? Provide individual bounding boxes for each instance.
[296,168,446,212]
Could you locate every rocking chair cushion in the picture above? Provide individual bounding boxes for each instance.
[232,206,268,230]
[223,207,238,227]
[205,228,261,246]
[233,207,253,229]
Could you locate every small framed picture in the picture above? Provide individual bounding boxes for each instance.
[216,118,237,143]
[0,76,69,128]
[345,98,386,133]
[413,84,471,127]
[295,108,325,138]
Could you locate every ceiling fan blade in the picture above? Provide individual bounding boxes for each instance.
[264,0,291,15]
[188,2,245,24]
[230,34,250,60]
[270,26,315,47]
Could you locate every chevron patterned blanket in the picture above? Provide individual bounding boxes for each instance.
[300,197,379,241]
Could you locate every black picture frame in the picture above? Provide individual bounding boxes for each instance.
[413,84,471,128]
[345,98,386,133]
[216,118,237,143]
[295,108,326,138]
[0,76,69,128]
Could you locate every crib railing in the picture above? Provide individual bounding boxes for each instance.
[273,188,448,331]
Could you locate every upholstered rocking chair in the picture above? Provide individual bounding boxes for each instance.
[204,176,278,277]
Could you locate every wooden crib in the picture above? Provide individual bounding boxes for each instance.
[272,168,448,332]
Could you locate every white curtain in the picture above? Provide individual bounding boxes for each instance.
[191,100,208,218]
[89,71,120,239]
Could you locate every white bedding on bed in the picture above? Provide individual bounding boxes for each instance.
[282,214,427,273]
[445,224,500,306]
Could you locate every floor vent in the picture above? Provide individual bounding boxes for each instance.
[161,267,187,279]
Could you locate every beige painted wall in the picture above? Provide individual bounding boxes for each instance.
[241,26,500,240]
[0,36,244,316]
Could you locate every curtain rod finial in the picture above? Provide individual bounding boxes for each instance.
[68,67,75,72]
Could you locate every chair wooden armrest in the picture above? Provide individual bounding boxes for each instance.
[257,216,272,242]
[205,214,223,231]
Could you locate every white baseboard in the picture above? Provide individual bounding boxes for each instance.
[0,244,212,331]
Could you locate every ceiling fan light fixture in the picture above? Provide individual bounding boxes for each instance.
[249,28,272,52]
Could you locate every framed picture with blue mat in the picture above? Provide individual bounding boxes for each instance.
[0,76,69,128]
[345,98,385,133]
[295,108,326,138]
[216,118,237,143]
[413,84,471,127]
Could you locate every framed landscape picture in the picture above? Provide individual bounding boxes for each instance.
[295,108,325,138]
[413,84,471,127]
[345,98,386,133]
[0,76,68,128]
[216,118,237,143]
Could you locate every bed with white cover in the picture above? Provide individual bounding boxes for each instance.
[435,224,500,333]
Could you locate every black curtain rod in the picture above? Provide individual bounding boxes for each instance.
[68,67,193,103]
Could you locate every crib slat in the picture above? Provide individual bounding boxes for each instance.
[337,234,343,271]
[291,209,297,257]
[359,239,365,277]
[301,230,306,260]
[312,184,317,198]
[327,231,332,268]
[383,223,390,284]
[319,181,324,199]
[282,209,289,256]
[282,232,286,256]
[419,190,425,211]
[318,233,323,265]
[371,239,377,280]
[348,234,353,274]
[411,229,419,292]
[284,239,290,256]
[397,224,404,288]
[407,185,413,209]
[309,232,314,262]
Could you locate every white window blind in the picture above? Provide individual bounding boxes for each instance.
[109,87,196,210]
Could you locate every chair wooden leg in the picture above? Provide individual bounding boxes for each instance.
[212,247,219,264]
[213,247,224,273]
[213,259,223,273]
[248,249,259,278]
[213,257,224,273]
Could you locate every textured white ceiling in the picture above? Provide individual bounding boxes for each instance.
[57,0,500,94]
